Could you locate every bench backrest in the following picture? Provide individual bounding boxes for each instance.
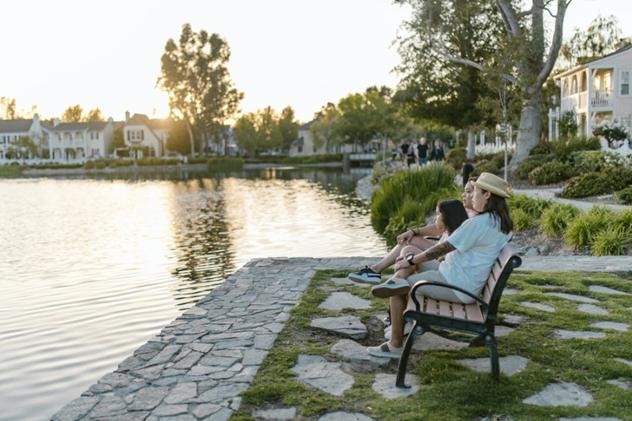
[481,246,522,320]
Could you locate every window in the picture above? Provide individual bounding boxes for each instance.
[621,71,630,95]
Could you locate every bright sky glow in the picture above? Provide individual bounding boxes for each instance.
[0,0,630,122]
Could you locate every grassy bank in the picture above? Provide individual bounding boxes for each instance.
[232,269,632,420]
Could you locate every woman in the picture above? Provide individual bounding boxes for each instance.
[368,172,512,358]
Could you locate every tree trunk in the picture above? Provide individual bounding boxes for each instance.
[185,118,195,157]
[466,129,476,160]
[509,87,542,173]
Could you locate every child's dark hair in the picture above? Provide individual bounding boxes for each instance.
[437,199,469,234]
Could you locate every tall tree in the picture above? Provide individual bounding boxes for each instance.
[561,15,631,67]
[85,107,105,122]
[1,97,18,119]
[62,104,84,122]
[398,0,573,171]
[277,107,300,152]
[310,103,342,150]
[158,24,243,156]
[233,113,260,157]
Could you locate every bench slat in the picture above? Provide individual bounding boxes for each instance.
[439,300,452,317]
[452,303,466,319]
[464,303,484,322]
[425,298,441,315]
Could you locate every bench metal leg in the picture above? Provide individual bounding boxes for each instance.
[396,322,422,388]
[485,334,499,381]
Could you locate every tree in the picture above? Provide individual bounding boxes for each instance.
[310,103,342,150]
[561,15,631,66]
[233,113,260,157]
[85,108,105,122]
[166,119,192,155]
[277,107,300,152]
[158,23,243,156]
[7,136,38,159]
[398,0,573,171]
[112,127,125,150]
[0,97,17,119]
[62,104,84,122]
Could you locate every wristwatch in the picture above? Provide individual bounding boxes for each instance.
[406,253,415,266]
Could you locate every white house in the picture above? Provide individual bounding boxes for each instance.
[289,121,357,157]
[123,113,170,158]
[46,119,114,161]
[0,114,47,160]
[552,44,632,155]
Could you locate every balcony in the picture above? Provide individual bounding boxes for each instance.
[591,90,612,108]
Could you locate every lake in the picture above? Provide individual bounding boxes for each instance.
[0,167,386,421]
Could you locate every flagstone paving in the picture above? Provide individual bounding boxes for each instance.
[372,373,420,399]
[553,330,607,340]
[457,356,529,376]
[588,285,631,296]
[519,301,556,312]
[318,412,376,421]
[544,292,598,304]
[590,321,629,332]
[522,382,593,407]
[318,291,372,311]
[253,407,297,420]
[330,339,390,369]
[606,379,632,390]
[578,304,609,315]
[311,315,368,339]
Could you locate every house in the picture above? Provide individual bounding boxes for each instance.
[46,119,114,161]
[288,121,356,157]
[0,114,47,160]
[202,126,239,156]
[551,44,632,155]
[122,112,170,158]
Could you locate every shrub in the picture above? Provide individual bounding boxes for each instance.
[530,141,553,155]
[561,167,632,198]
[136,157,180,166]
[188,156,213,164]
[511,208,535,232]
[445,147,466,170]
[541,203,580,238]
[84,160,106,170]
[592,226,631,256]
[549,136,601,160]
[514,154,554,180]
[612,209,632,232]
[564,207,612,249]
[508,194,551,219]
[568,150,626,173]
[615,187,632,205]
[528,160,575,185]
[370,163,457,234]
[207,157,244,171]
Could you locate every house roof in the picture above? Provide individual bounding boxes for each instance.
[555,44,632,79]
[300,120,315,130]
[49,121,109,131]
[127,113,171,130]
[0,119,33,133]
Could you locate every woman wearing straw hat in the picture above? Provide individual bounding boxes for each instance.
[367,172,513,359]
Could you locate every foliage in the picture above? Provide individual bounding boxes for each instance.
[510,208,535,232]
[541,203,580,238]
[0,165,23,178]
[277,107,300,151]
[84,160,106,170]
[549,136,601,160]
[85,108,105,122]
[0,96,17,119]
[166,119,191,155]
[112,127,125,150]
[233,106,299,156]
[568,150,626,173]
[158,23,243,155]
[244,154,342,165]
[561,167,632,198]
[370,163,457,234]
[207,157,244,171]
[6,136,39,159]
[514,154,553,180]
[445,147,466,171]
[528,160,575,185]
[61,104,83,122]
[593,123,629,149]
[508,194,551,220]
[561,15,631,66]
[136,158,180,166]
[558,111,578,138]
[564,207,612,249]
[615,187,632,205]
[591,226,631,256]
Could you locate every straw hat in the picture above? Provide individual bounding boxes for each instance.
[473,172,510,198]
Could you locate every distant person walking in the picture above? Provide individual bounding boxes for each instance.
[430,140,445,162]
[400,142,410,166]
[416,137,429,166]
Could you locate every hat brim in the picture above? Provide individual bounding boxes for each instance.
[473,180,510,198]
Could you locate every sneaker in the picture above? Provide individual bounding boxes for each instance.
[384,321,413,340]
[371,278,410,298]
[367,341,403,359]
[348,266,381,284]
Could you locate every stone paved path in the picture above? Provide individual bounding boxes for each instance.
[53,256,631,420]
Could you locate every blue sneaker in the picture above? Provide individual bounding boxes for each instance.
[348,266,381,284]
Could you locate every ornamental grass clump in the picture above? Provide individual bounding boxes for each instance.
[510,208,535,232]
[564,206,613,249]
[541,203,580,238]
[615,187,632,205]
[592,226,631,256]
[508,194,551,219]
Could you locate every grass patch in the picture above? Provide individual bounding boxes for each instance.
[0,165,23,177]
[232,269,632,420]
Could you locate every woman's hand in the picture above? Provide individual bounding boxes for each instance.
[397,229,415,245]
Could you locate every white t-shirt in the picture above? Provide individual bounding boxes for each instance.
[438,213,510,303]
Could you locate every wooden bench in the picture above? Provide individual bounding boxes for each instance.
[395,246,522,387]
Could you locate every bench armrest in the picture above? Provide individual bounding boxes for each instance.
[409,280,488,312]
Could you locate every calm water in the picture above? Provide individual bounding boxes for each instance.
[0,167,386,421]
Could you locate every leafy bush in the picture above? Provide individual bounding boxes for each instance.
[541,203,580,238]
[31,163,83,169]
[514,154,554,180]
[615,187,632,205]
[136,157,180,166]
[549,136,601,159]
[245,154,343,164]
[84,160,106,170]
[564,207,612,249]
[371,163,457,234]
[511,208,535,232]
[530,141,553,155]
[592,226,631,256]
[593,123,629,148]
[207,157,244,171]
[188,156,213,164]
[527,160,575,185]
[0,165,23,177]
[559,111,578,138]
[508,194,551,219]
[561,167,632,198]
[445,147,466,170]
[568,150,626,173]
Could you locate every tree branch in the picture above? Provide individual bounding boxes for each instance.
[496,0,522,38]
[536,0,572,87]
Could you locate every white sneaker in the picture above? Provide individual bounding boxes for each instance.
[384,321,413,340]
[367,342,403,359]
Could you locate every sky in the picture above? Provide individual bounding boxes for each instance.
[1,0,631,123]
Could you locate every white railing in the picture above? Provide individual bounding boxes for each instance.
[578,91,588,109]
[591,90,612,108]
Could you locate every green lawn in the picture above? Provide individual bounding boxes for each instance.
[232,270,632,421]
[0,165,23,178]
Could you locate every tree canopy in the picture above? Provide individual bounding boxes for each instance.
[61,105,84,123]
[232,106,299,156]
[561,15,631,67]
[85,107,105,122]
[158,23,243,155]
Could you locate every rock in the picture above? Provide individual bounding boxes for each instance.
[371,373,420,399]
[196,383,250,404]
[51,396,100,421]
[242,349,268,365]
[590,321,629,332]
[151,404,188,416]
[522,382,593,407]
[588,285,631,296]
[501,314,528,326]
[311,316,367,339]
[519,301,556,313]
[318,412,376,421]
[128,387,170,411]
[330,339,389,369]
[559,418,623,421]
[328,277,372,287]
[553,330,606,340]
[164,382,197,404]
[412,332,468,351]
[578,304,609,315]
[525,248,539,257]
[495,326,516,337]
[503,288,519,296]
[544,292,598,304]
[607,379,632,390]
[291,354,354,396]
[191,403,223,418]
[318,292,371,311]
[457,356,529,376]
[613,358,632,368]
[254,407,297,420]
